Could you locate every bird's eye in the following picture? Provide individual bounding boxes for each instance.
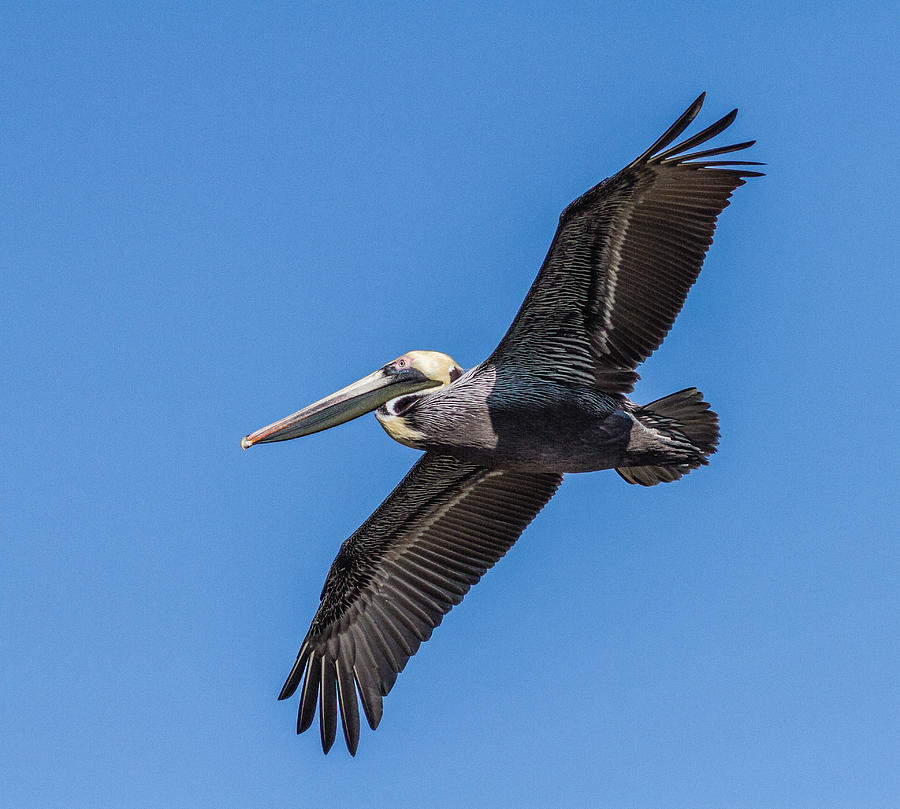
[397,358,407,368]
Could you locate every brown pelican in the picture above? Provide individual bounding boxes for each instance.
[241,93,760,754]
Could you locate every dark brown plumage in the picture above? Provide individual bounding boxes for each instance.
[489,93,761,391]
[241,93,760,754]
[279,454,561,754]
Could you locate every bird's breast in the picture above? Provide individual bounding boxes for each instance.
[381,379,634,473]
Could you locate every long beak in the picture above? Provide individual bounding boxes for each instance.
[241,366,440,449]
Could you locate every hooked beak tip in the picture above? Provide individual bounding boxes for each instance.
[240,436,254,450]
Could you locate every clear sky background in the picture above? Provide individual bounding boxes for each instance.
[3,3,898,808]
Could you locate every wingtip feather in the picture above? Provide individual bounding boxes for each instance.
[629,93,707,167]
[336,657,361,755]
[297,654,319,733]
[319,656,338,753]
[653,107,739,163]
[279,640,310,701]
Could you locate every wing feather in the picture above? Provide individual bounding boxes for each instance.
[318,656,337,753]
[351,630,384,729]
[279,452,561,753]
[653,107,738,162]
[335,655,360,755]
[487,93,761,391]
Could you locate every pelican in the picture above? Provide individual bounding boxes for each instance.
[241,93,760,754]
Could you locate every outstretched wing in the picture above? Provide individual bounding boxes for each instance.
[279,452,562,754]
[487,92,762,392]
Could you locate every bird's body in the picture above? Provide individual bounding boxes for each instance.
[379,368,628,471]
[377,369,708,475]
[241,94,760,753]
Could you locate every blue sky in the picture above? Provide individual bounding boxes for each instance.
[3,3,898,807]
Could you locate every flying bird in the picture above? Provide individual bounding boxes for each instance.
[241,93,760,754]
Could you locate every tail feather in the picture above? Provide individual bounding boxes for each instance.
[616,388,719,486]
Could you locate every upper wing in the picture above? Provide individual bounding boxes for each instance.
[279,452,562,754]
[487,93,762,392]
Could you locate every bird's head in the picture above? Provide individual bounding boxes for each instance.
[240,350,462,449]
